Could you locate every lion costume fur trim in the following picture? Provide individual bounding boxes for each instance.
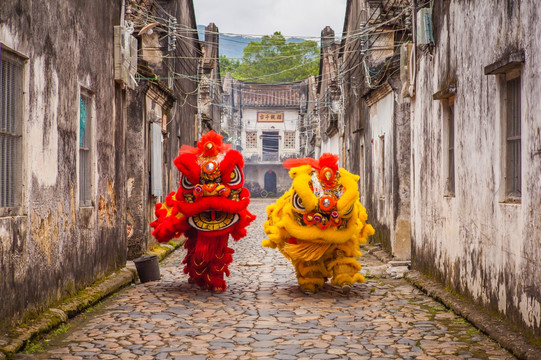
[262,153,375,291]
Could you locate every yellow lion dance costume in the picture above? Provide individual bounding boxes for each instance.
[262,154,375,294]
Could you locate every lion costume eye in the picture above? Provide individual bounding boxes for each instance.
[292,192,305,211]
[343,205,353,216]
[181,175,195,190]
[228,165,243,187]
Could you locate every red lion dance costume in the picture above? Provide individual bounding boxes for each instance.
[150,131,255,291]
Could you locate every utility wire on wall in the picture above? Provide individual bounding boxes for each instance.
[127,0,412,88]
[126,0,414,114]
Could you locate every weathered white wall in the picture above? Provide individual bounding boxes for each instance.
[411,0,541,337]
[369,93,394,205]
[0,0,127,331]
[367,92,411,259]
[320,133,340,157]
[243,164,290,192]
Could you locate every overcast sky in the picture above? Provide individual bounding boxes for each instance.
[193,0,347,39]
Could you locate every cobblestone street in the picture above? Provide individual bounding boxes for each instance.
[17,199,515,360]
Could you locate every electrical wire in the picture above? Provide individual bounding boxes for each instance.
[128,0,408,49]
[126,0,413,101]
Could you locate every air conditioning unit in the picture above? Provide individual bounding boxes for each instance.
[416,8,434,45]
[114,26,138,89]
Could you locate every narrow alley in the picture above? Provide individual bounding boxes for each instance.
[2,0,541,359]
[14,199,515,360]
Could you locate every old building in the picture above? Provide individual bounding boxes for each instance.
[338,0,412,260]
[221,80,309,195]
[198,23,222,137]
[411,0,541,338]
[124,0,200,258]
[335,0,541,342]
[0,0,200,332]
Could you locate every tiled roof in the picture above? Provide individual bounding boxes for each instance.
[240,84,302,107]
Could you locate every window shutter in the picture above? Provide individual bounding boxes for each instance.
[150,122,163,196]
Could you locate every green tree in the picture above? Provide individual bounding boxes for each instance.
[224,32,319,83]
[219,55,240,78]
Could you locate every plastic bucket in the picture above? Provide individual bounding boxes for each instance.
[133,254,161,283]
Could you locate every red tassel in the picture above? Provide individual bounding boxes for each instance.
[182,233,232,292]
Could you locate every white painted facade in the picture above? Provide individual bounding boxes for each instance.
[319,133,340,158]
[411,1,541,336]
[369,92,394,209]
[241,108,301,162]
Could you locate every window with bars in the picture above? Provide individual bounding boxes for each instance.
[484,52,524,202]
[283,131,295,149]
[1,48,23,208]
[79,92,93,206]
[246,131,257,149]
[505,75,521,199]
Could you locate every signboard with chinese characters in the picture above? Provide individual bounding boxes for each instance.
[257,112,284,122]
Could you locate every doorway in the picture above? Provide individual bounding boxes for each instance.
[264,170,277,194]
[262,131,279,161]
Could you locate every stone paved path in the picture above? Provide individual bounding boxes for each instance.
[17,199,515,359]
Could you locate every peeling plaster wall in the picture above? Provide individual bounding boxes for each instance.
[0,0,126,331]
[169,0,199,152]
[125,86,149,259]
[411,0,541,336]
[391,78,412,261]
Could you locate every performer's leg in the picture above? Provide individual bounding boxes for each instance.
[182,236,198,284]
[206,246,234,292]
[294,260,327,293]
[182,233,234,291]
[326,250,364,293]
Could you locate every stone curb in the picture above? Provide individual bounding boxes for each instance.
[362,243,393,263]
[0,268,136,358]
[0,241,182,359]
[405,270,541,360]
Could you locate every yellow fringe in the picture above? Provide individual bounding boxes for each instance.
[331,272,365,286]
[261,239,275,248]
[284,241,331,261]
[336,169,360,217]
[327,257,361,271]
[297,262,326,277]
[297,276,325,287]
